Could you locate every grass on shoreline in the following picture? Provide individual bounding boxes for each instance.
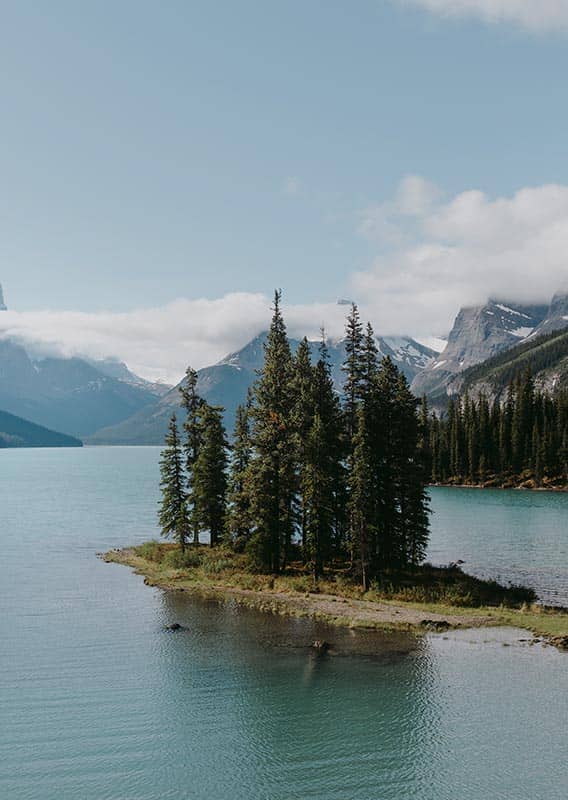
[103,542,568,645]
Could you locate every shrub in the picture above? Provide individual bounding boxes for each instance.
[200,553,234,574]
[137,541,163,562]
[162,548,202,570]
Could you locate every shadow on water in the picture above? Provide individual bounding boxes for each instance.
[160,589,422,663]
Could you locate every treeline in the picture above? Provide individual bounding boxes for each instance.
[159,291,430,586]
[427,370,568,487]
[459,328,568,392]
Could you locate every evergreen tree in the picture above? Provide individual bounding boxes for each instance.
[393,373,430,566]
[342,303,365,441]
[193,404,228,546]
[247,290,297,572]
[179,367,204,545]
[158,414,189,551]
[348,406,375,589]
[427,374,567,488]
[226,398,253,551]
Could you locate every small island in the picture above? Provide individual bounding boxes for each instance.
[106,293,568,650]
[104,543,568,647]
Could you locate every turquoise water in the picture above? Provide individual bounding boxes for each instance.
[428,486,568,606]
[0,447,566,799]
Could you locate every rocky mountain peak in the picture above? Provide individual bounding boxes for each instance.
[0,284,6,311]
[411,298,548,399]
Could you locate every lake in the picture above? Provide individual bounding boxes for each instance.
[0,446,566,799]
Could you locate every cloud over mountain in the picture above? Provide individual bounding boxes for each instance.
[352,178,568,335]
[0,295,349,385]
[3,176,568,383]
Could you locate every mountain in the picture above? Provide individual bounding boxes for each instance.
[531,291,568,337]
[447,327,568,401]
[0,409,82,448]
[0,338,161,439]
[88,332,437,445]
[85,357,170,396]
[0,284,6,311]
[411,299,554,402]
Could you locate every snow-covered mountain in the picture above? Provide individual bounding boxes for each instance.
[411,293,568,401]
[90,332,437,444]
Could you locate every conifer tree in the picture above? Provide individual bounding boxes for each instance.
[179,367,204,545]
[342,303,365,441]
[393,373,430,566]
[226,398,253,551]
[248,290,297,572]
[193,404,228,545]
[348,406,374,589]
[158,414,189,551]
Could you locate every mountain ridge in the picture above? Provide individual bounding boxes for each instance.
[0,408,82,448]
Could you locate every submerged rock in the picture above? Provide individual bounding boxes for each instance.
[165,623,186,631]
[421,619,451,632]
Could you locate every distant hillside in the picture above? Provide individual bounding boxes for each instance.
[89,332,437,445]
[0,409,82,448]
[448,328,568,400]
[0,338,160,438]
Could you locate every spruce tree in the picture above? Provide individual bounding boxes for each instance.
[179,367,204,545]
[226,399,253,551]
[193,404,228,546]
[348,406,374,589]
[248,290,297,572]
[159,414,189,551]
[342,303,365,441]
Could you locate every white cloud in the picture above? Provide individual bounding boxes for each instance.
[400,0,568,33]
[3,178,567,379]
[353,178,568,336]
[0,293,348,385]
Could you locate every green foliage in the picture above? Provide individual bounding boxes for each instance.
[200,552,235,574]
[247,290,297,573]
[162,547,203,570]
[225,398,253,551]
[430,370,568,487]
[158,415,189,550]
[137,540,164,562]
[192,404,228,545]
[159,292,431,589]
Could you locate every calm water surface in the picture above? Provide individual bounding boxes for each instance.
[0,447,566,800]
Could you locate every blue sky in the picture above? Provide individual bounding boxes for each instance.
[2,1,568,379]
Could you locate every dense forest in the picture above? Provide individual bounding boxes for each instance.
[427,371,568,488]
[159,292,430,587]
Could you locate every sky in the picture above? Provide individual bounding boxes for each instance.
[2,0,568,382]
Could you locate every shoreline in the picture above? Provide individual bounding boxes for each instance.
[102,547,568,650]
[429,482,568,493]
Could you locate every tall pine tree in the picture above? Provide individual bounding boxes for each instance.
[158,414,189,551]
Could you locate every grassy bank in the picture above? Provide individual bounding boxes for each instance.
[102,542,568,648]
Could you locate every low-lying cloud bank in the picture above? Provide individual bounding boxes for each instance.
[399,0,568,33]
[0,295,350,384]
[2,177,567,384]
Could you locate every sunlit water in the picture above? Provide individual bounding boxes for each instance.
[0,447,566,799]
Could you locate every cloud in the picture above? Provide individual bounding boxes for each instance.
[0,293,349,385]
[399,0,568,33]
[352,178,568,335]
[3,177,567,378]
